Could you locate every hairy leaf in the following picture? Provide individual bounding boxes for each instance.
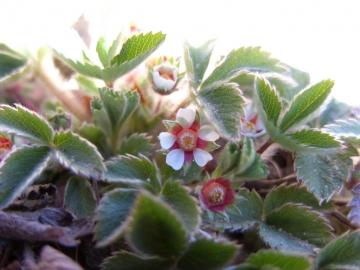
[0,44,28,81]
[295,149,356,200]
[53,131,105,178]
[240,249,311,270]
[102,251,176,270]
[64,176,97,220]
[0,146,52,208]
[128,192,187,258]
[111,32,166,65]
[197,82,243,140]
[118,133,153,157]
[316,231,360,269]
[105,155,161,194]
[255,77,282,126]
[264,184,332,216]
[183,38,217,90]
[94,188,138,247]
[201,46,283,90]
[324,118,360,146]
[287,129,341,148]
[0,104,54,144]
[161,181,200,233]
[96,36,109,68]
[280,80,334,133]
[177,238,237,270]
[265,204,333,248]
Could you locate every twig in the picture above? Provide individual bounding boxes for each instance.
[92,177,100,203]
[267,159,283,179]
[256,173,297,185]
[329,211,358,230]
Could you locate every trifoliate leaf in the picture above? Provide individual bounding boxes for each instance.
[107,32,123,66]
[264,184,333,216]
[279,80,334,133]
[94,188,139,247]
[118,133,153,157]
[127,192,188,258]
[201,46,284,90]
[203,189,263,231]
[102,251,176,270]
[316,230,360,269]
[197,82,243,141]
[348,184,360,227]
[324,118,360,146]
[0,104,54,144]
[177,238,237,270]
[259,221,315,253]
[317,98,352,127]
[64,176,97,220]
[0,146,52,208]
[265,204,333,248]
[286,129,341,148]
[240,249,312,270]
[183,38,217,90]
[295,149,356,200]
[53,131,105,178]
[255,77,282,126]
[161,181,200,233]
[279,62,310,99]
[91,88,140,145]
[104,155,161,194]
[111,32,166,65]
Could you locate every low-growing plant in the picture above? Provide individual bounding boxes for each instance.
[1,20,360,270]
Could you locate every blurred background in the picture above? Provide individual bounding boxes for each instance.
[1,0,359,105]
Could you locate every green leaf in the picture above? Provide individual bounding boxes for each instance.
[177,238,237,270]
[183,38,217,89]
[161,160,203,183]
[255,77,282,126]
[203,189,263,231]
[279,80,334,133]
[317,98,352,127]
[161,181,200,233]
[279,62,310,99]
[53,131,105,178]
[0,146,52,208]
[52,50,103,79]
[107,32,123,66]
[76,75,100,96]
[235,138,256,174]
[316,230,360,269]
[104,155,161,194]
[265,204,333,248]
[102,251,176,270]
[0,44,28,81]
[201,46,283,90]
[91,87,140,143]
[0,104,54,144]
[286,129,341,148]
[295,149,356,200]
[259,221,315,253]
[235,155,268,181]
[197,83,243,140]
[96,36,109,68]
[111,32,165,65]
[324,118,360,146]
[128,192,188,258]
[94,188,139,247]
[264,184,332,216]
[242,249,311,270]
[64,176,97,220]
[118,133,153,157]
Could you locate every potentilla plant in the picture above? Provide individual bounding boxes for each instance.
[1,22,360,270]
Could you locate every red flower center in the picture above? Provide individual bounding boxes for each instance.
[176,129,198,151]
[203,182,225,206]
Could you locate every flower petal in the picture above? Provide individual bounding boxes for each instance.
[209,204,226,212]
[197,125,219,141]
[224,189,236,205]
[153,71,166,89]
[193,148,212,167]
[159,132,176,149]
[176,108,195,129]
[166,149,184,170]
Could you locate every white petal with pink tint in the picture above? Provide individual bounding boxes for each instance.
[193,148,213,167]
[197,125,219,141]
[176,108,195,129]
[166,149,184,170]
[159,132,176,149]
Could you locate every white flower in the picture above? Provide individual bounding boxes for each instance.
[240,103,266,138]
[159,108,219,170]
[153,61,179,91]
